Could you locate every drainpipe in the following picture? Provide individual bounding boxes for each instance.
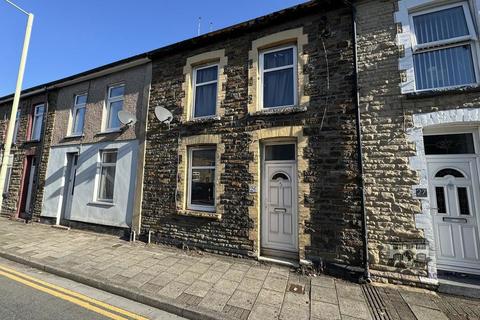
[349,2,371,283]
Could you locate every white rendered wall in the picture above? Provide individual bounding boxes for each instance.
[42,140,139,228]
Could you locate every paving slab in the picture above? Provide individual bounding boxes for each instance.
[0,218,472,320]
[311,300,341,320]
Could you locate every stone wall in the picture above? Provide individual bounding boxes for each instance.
[142,5,364,265]
[0,91,52,219]
[356,0,480,283]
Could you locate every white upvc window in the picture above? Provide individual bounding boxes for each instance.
[260,45,297,109]
[105,84,124,130]
[192,64,218,118]
[70,93,87,135]
[96,150,117,203]
[188,146,216,212]
[410,2,478,90]
[2,155,14,196]
[12,110,20,144]
[30,104,45,141]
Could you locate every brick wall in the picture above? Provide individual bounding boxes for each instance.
[142,5,364,265]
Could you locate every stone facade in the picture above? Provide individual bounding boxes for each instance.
[0,91,54,220]
[357,0,480,285]
[141,3,364,266]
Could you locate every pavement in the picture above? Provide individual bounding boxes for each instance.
[0,256,184,320]
[0,218,479,320]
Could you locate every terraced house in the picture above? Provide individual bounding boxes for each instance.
[355,0,480,286]
[141,1,363,270]
[1,0,480,290]
[0,57,151,234]
[0,90,53,220]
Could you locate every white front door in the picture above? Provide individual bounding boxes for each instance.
[261,144,298,258]
[59,153,78,225]
[427,157,480,274]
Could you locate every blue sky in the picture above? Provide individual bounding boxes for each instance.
[0,0,307,97]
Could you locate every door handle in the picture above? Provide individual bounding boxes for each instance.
[274,208,287,212]
[443,217,468,223]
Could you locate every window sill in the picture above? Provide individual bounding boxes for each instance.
[64,134,84,139]
[406,84,480,99]
[177,209,221,220]
[96,129,122,136]
[24,139,40,144]
[87,201,115,207]
[185,115,220,124]
[249,105,307,116]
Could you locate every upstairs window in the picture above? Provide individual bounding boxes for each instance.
[411,3,477,90]
[97,150,117,203]
[260,46,297,108]
[188,147,216,211]
[106,84,124,130]
[12,110,20,144]
[193,65,218,118]
[71,94,87,135]
[30,104,44,141]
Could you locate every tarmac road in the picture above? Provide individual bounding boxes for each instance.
[0,256,184,320]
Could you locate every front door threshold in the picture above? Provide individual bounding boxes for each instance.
[258,255,299,268]
[438,270,480,299]
[52,224,70,231]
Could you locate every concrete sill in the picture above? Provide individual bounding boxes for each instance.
[177,210,221,220]
[406,84,480,99]
[249,105,307,116]
[96,129,122,136]
[184,115,220,125]
[64,134,84,139]
[87,201,115,208]
[24,139,40,144]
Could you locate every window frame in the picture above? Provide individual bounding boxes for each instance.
[70,93,87,136]
[105,84,125,131]
[30,104,45,141]
[187,146,217,212]
[2,155,14,196]
[409,2,479,91]
[191,63,219,119]
[259,45,298,109]
[12,110,20,144]
[95,149,118,204]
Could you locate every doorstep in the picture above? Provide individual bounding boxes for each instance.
[438,270,480,299]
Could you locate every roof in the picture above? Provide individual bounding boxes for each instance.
[0,0,342,102]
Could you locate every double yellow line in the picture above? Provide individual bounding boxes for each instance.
[0,264,148,320]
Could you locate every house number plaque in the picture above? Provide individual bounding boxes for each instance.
[414,187,428,199]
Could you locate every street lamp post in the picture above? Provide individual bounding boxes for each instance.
[0,0,34,212]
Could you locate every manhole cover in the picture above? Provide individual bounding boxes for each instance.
[288,283,305,294]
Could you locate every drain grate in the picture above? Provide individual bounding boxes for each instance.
[362,284,393,320]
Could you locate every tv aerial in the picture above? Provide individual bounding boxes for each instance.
[154,106,173,129]
[118,110,137,129]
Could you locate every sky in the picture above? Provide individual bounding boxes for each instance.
[0,0,307,97]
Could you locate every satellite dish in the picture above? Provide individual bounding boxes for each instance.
[118,110,137,126]
[154,106,173,124]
